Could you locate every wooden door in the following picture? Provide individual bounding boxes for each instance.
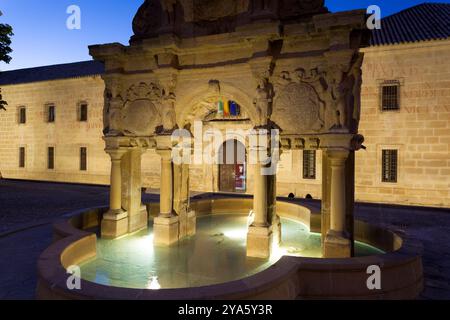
[219,140,246,192]
[219,164,236,192]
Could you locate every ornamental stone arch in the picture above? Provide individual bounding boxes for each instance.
[176,80,257,128]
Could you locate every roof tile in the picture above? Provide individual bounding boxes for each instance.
[370,2,450,46]
[0,61,104,86]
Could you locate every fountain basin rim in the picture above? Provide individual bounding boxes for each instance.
[36,199,423,300]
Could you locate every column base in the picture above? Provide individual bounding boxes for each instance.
[246,225,273,259]
[153,215,180,246]
[128,205,149,233]
[324,230,351,258]
[101,209,128,239]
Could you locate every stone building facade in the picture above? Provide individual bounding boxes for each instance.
[0,2,449,209]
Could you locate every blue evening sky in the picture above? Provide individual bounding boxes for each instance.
[0,0,449,71]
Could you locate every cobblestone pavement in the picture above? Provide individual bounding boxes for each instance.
[0,180,449,299]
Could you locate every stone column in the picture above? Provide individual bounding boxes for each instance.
[253,161,268,227]
[247,132,273,258]
[321,150,331,251]
[324,150,351,258]
[121,147,148,233]
[174,160,196,239]
[153,146,180,245]
[159,149,174,217]
[102,148,128,239]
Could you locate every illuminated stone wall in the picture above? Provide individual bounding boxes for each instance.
[0,76,110,185]
[356,40,450,208]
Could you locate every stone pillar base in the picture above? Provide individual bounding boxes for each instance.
[101,210,128,239]
[324,230,351,258]
[153,215,180,246]
[187,211,197,237]
[247,225,273,259]
[128,205,148,233]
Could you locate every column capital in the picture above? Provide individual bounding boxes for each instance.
[156,148,173,161]
[327,149,350,162]
[319,133,356,151]
[105,148,128,161]
[155,134,174,150]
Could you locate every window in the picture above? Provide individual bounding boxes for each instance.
[19,107,26,124]
[382,149,398,183]
[19,147,25,168]
[381,81,400,111]
[79,103,88,122]
[80,147,87,171]
[303,150,316,180]
[47,105,55,123]
[48,147,55,170]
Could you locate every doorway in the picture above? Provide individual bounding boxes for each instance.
[218,140,246,193]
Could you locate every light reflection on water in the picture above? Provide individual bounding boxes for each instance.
[80,214,383,289]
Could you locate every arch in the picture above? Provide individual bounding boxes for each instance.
[176,82,257,128]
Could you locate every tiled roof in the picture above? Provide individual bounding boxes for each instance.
[370,2,450,46]
[0,61,104,86]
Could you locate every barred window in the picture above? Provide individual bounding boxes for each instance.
[19,107,26,124]
[80,147,87,171]
[48,105,55,123]
[19,147,25,168]
[382,150,398,183]
[48,147,55,170]
[303,150,316,180]
[381,82,400,111]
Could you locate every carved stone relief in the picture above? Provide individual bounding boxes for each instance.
[272,70,324,134]
[121,82,163,136]
[321,53,364,133]
[132,0,163,37]
[104,78,124,136]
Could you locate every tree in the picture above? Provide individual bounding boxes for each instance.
[0,10,13,111]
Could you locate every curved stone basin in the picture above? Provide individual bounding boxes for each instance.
[36,198,424,300]
[79,214,383,289]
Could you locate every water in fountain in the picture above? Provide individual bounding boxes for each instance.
[80,214,383,289]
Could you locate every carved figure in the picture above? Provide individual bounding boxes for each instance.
[350,54,364,125]
[162,92,177,131]
[254,77,273,127]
